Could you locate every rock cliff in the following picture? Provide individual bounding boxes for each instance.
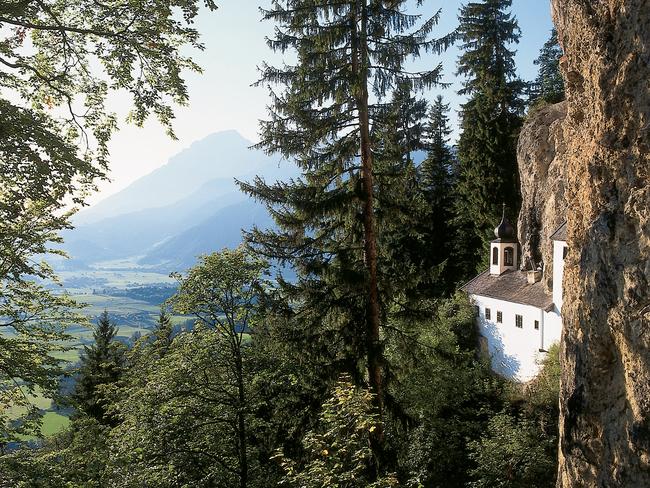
[550,1,650,486]
[517,101,567,292]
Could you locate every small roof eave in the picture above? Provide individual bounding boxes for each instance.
[550,221,568,242]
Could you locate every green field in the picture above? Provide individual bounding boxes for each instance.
[57,269,175,295]
[5,271,190,441]
[40,411,71,437]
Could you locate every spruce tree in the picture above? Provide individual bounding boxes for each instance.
[454,0,524,273]
[418,95,458,293]
[372,84,441,313]
[153,306,175,355]
[530,28,565,106]
[74,310,124,425]
[241,1,452,446]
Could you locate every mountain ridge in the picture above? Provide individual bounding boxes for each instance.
[60,130,292,271]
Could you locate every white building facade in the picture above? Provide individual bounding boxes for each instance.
[464,215,567,381]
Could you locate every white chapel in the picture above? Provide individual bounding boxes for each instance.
[463,210,567,381]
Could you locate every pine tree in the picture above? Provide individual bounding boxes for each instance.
[152,306,175,355]
[241,1,452,448]
[454,0,525,274]
[530,28,564,106]
[74,310,124,425]
[371,84,443,316]
[382,81,429,165]
[418,95,458,293]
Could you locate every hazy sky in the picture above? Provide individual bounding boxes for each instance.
[94,0,554,206]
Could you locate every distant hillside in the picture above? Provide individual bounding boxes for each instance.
[74,130,277,225]
[58,130,294,271]
[61,179,246,264]
[139,199,273,271]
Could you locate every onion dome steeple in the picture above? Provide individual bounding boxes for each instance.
[494,204,516,241]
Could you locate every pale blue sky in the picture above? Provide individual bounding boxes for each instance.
[95,0,554,205]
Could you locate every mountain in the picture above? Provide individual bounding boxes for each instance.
[74,130,276,225]
[59,130,294,271]
[61,178,246,263]
[139,199,273,271]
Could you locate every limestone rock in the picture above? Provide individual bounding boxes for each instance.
[516,101,568,293]
[550,1,650,486]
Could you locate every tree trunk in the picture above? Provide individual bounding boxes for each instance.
[353,0,384,443]
[236,350,248,488]
[551,1,650,486]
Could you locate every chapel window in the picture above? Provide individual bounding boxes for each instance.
[492,247,499,265]
[504,247,514,267]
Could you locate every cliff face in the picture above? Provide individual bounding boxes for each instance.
[517,101,567,292]
[550,1,650,486]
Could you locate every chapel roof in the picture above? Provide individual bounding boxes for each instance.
[462,269,554,310]
[550,221,567,242]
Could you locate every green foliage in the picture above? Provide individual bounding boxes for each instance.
[388,294,506,487]
[0,0,215,440]
[417,95,460,292]
[0,4,565,486]
[0,416,109,488]
[240,2,454,436]
[274,375,399,488]
[530,29,565,107]
[453,0,525,274]
[73,311,125,425]
[109,329,249,487]
[1,0,217,156]
[524,343,561,415]
[467,412,556,488]
[151,306,175,355]
[107,248,269,487]
[466,344,560,488]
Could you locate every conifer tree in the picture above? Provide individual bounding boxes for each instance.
[453,0,524,273]
[383,81,428,165]
[74,311,124,425]
[371,84,441,317]
[530,28,564,106]
[418,95,458,292]
[241,1,452,446]
[153,306,175,355]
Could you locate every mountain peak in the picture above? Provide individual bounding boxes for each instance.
[75,130,270,225]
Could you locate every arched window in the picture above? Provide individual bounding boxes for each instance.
[504,247,514,266]
[492,247,499,265]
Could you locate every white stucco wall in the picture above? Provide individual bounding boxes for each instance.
[552,240,568,311]
[471,294,550,382]
[543,309,562,350]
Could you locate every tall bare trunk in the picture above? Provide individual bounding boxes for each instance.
[236,350,248,488]
[352,0,384,444]
[551,1,650,486]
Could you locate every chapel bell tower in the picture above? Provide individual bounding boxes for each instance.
[489,205,518,276]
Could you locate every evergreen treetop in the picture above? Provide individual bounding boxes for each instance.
[456,0,522,97]
[453,0,524,273]
[531,28,565,106]
[74,310,124,425]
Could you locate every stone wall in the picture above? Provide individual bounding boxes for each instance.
[517,101,567,293]
[550,1,650,486]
